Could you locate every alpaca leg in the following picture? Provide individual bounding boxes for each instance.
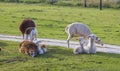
[34,33,37,40]
[30,32,33,41]
[37,47,44,54]
[67,35,72,48]
[25,34,28,40]
[35,29,38,40]
[23,34,24,39]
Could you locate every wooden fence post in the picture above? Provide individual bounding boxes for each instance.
[84,0,87,7]
[51,0,54,5]
[100,0,102,10]
[16,0,19,3]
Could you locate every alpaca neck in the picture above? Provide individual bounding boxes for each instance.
[88,37,94,48]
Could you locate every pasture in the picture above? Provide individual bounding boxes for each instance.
[0,3,120,45]
[0,2,120,71]
[0,40,120,71]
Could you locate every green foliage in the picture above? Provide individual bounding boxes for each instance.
[0,40,120,71]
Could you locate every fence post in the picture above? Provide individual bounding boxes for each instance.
[100,0,102,10]
[51,0,54,5]
[16,0,19,3]
[84,0,87,7]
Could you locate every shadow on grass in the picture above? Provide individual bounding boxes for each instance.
[96,52,120,58]
[35,46,120,60]
[0,42,8,47]
[36,46,73,58]
[36,46,120,59]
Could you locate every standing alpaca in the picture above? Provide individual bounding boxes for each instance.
[65,22,103,48]
[25,27,38,41]
[65,22,92,48]
[19,19,36,39]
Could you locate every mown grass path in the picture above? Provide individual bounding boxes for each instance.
[0,34,120,54]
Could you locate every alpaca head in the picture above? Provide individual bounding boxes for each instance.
[95,38,103,46]
[25,45,38,57]
[88,34,103,46]
[78,37,86,46]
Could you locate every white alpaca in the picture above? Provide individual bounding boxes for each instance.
[35,39,47,54]
[65,22,103,48]
[25,27,38,42]
[65,22,92,48]
[73,37,85,54]
[35,40,44,54]
[83,34,97,54]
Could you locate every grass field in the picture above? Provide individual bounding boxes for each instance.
[0,2,120,46]
[0,2,120,71]
[0,40,120,71]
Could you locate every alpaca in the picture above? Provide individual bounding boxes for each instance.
[35,40,47,54]
[73,37,85,54]
[65,22,103,48]
[25,27,38,41]
[82,34,97,54]
[65,22,92,48]
[19,40,38,57]
[19,19,36,39]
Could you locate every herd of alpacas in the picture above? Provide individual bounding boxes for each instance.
[19,19,47,57]
[18,19,103,57]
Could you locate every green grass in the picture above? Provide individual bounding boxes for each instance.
[0,3,120,45]
[0,40,120,71]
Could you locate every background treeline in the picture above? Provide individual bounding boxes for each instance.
[0,0,120,8]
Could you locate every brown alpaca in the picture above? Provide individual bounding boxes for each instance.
[19,19,36,39]
[19,40,38,57]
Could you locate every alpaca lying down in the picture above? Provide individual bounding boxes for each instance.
[73,34,98,54]
[19,40,47,57]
